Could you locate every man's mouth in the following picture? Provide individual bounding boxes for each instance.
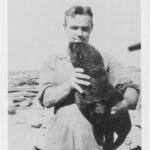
[73,40,82,42]
[73,38,87,42]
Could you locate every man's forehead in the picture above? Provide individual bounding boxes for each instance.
[66,15,92,26]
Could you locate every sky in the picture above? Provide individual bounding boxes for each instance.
[8,0,141,71]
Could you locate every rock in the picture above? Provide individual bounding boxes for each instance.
[13,98,26,103]
[14,104,20,107]
[31,124,42,128]
[24,93,37,98]
[15,101,33,107]
[8,108,16,115]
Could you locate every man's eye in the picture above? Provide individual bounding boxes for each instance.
[81,27,90,32]
[71,26,78,30]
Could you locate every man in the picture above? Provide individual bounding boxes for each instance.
[38,5,139,150]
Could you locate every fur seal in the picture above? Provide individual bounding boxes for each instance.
[69,42,131,150]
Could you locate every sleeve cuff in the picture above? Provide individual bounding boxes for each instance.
[116,81,140,95]
[38,84,52,107]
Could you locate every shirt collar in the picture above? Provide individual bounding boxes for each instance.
[57,47,71,62]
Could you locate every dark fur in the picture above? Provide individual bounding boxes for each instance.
[69,42,131,150]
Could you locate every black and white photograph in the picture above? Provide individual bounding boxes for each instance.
[4,0,144,149]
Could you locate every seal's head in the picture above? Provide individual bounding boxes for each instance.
[69,42,103,69]
[69,42,84,67]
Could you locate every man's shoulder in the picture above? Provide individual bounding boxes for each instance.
[100,51,113,59]
[99,51,122,70]
[100,51,114,64]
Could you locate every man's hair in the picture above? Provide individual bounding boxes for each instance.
[64,5,93,27]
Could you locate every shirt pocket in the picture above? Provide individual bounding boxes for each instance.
[55,58,74,84]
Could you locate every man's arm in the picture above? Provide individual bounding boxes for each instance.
[123,87,139,109]
[43,68,90,107]
[42,69,90,108]
[102,53,140,114]
[39,56,90,108]
[42,83,72,108]
[111,88,139,114]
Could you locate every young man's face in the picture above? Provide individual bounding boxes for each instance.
[65,15,93,43]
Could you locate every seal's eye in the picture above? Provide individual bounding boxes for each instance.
[77,51,83,60]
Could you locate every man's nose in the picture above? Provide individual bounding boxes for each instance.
[76,28,83,36]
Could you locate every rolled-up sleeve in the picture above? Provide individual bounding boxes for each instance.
[38,55,56,106]
[103,53,140,95]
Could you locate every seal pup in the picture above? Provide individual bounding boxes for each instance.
[69,42,131,150]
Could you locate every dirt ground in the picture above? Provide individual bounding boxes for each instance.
[8,106,141,150]
[8,106,54,150]
[8,69,141,150]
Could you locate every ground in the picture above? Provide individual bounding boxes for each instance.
[8,69,141,150]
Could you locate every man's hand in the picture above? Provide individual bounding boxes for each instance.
[111,87,139,114]
[111,100,129,114]
[68,68,91,93]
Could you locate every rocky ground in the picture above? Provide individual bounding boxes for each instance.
[8,70,52,150]
[8,67,141,150]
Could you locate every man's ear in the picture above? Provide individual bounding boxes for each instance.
[90,24,93,33]
[63,23,66,29]
[64,26,70,40]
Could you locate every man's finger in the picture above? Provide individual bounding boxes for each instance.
[75,73,91,80]
[74,68,84,73]
[75,78,90,86]
[111,107,117,114]
[72,83,83,93]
